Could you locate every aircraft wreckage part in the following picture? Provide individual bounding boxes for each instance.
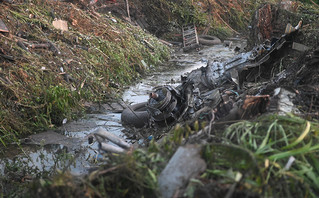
[148,87,172,110]
[121,102,149,128]
[100,142,126,153]
[95,128,130,149]
[198,35,222,45]
[147,86,181,122]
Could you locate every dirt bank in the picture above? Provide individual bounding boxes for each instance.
[0,0,169,144]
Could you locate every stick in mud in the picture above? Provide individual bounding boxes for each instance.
[95,128,130,149]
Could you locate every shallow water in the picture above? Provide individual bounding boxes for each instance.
[0,42,243,177]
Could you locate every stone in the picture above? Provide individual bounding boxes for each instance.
[158,145,206,198]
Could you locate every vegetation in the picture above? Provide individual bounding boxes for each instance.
[1,0,319,197]
[0,0,169,145]
[130,0,262,40]
[22,114,319,198]
[206,114,319,197]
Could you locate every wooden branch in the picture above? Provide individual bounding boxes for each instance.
[125,0,131,22]
[30,43,50,48]
[310,0,319,8]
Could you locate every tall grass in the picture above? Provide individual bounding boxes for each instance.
[217,114,319,197]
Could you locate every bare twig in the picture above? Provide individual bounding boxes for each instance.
[310,0,319,8]
[97,165,121,176]
[30,43,50,49]
[208,110,215,136]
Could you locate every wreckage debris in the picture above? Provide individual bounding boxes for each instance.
[292,42,310,52]
[147,86,182,123]
[121,20,307,130]
[94,128,130,153]
[95,127,130,149]
[121,102,149,128]
[269,88,299,115]
[182,24,199,51]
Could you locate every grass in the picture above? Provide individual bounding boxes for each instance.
[8,113,319,198]
[217,114,319,197]
[0,1,170,145]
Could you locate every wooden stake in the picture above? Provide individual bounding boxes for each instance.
[125,0,131,22]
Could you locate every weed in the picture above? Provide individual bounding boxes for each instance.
[221,114,319,197]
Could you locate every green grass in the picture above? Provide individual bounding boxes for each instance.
[0,1,170,146]
[217,114,319,197]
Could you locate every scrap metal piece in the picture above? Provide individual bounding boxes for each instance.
[147,86,180,122]
[95,128,130,149]
[100,142,125,153]
[292,42,310,52]
[285,20,303,34]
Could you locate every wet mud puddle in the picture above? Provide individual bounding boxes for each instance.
[0,41,243,177]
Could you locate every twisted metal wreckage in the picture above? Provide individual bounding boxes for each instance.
[95,21,304,153]
[121,21,303,129]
